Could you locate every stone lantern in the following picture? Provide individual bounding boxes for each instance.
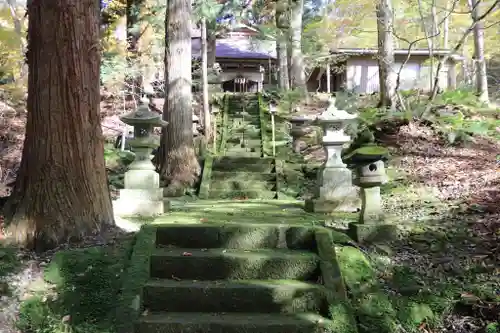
[305,97,359,213]
[289,115,314,153]
[344,145,397,242]
[113,103,168,217]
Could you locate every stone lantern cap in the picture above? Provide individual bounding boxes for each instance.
[120,104,168,127]
[343,145,389,167]
[316,97,357,123]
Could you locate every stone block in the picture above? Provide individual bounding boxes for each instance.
[304,198,358,214]
[113,198,164,217]
[114,188,167,217]
[348,222,399,243]
[124,169,160,189]
[120,188,163,201]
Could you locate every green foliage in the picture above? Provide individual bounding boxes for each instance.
[434,89,488,108]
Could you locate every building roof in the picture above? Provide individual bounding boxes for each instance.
[330,48,464,60]
[192,37,276,60]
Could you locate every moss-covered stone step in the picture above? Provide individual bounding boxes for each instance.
[224,148,262,157]
[143,279,328,314]
[137,312,333,333]
[155,224,316,250]
[209,180,276,192]
[212,157,275,173]
[211,171,276,182]
[208,189,277,200]
[150,248,320,281]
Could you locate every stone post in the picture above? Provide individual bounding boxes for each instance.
[344,146,398,243]
[113,103,168,216]
[289,116,314,153]
[305,97,359,213]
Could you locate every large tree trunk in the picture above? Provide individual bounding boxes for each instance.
[3,0,114,252]
[159,0,200,195]
[376,0,397,108]
[468,0,489,103]
[288,0,306,89]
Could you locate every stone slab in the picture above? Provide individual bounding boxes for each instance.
[120,188,163,201]
[348,222,399,243]
[304,198,359,214]
[113,198,167,217]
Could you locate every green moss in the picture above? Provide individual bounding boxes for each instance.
[343,145,389,164]
[115,225,156,333]
[314,229,358,333]
[258,93,269,157]
[198,156,213,199]
[336,246,376,292]
[218,94,230,153]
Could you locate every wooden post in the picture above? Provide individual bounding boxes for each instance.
[326,63,331,93]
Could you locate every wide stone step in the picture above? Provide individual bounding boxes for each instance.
[208,189,277,200]
[137,312,333,333]
[150,248,320,281]
[155,224,317,250]
[212,157,275,173]
[143,279,328,314]
[211,171,276,182]
[210,178,276,192]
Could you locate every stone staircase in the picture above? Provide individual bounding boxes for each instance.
[136,223,345,333]
[219,93,263,157]
[207,156,279,199]
[206,93,280,199]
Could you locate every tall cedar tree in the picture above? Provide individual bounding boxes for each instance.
[3,0,114,252]
[159,0,200,195]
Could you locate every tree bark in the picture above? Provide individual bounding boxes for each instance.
[376,0,397,108]
[275,1,290,90]
[288,0,306,89]
[468,0,489,103]
[201,18,211,141]
[159,0,200,195]
[3,0,114,252]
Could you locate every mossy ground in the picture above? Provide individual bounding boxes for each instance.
[12,235,134,333]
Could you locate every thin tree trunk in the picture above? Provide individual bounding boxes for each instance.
[275,1,290,90]
[376,0,397,108]
[417,0,436,90]
[468,0,489,103]
[126,0,144,98]
[443,0,450,49]
[288,0,306,89]
[6,0,27,80]
[207,34,217,69]
[3,0,114,252]
[159,0,200,195]
[201,18,211,141]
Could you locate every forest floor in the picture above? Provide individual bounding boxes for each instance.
[0,92,499,332]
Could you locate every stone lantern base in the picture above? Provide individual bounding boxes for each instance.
[304,167,360,213]
[113,169,169,217]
